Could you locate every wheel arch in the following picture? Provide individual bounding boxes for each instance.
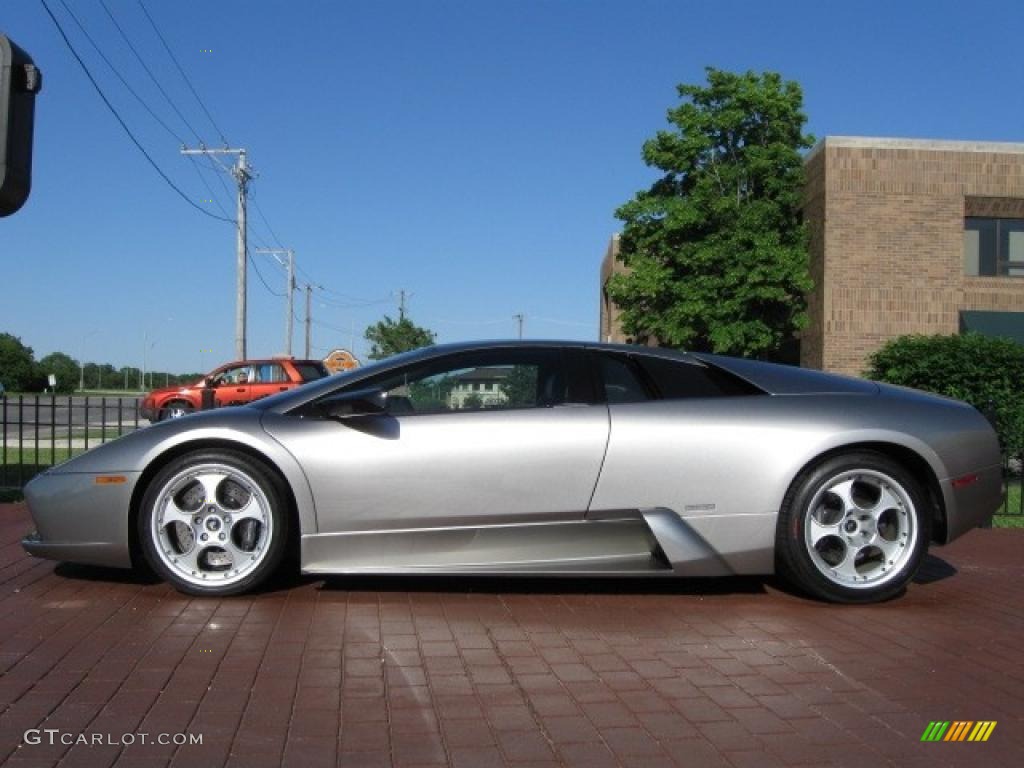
[128,438,301,569]
[788,441,946,544]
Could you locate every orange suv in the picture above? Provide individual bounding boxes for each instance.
[140,358,329,421]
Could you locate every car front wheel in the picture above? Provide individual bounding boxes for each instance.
[776,451,930,603]
[139,449,289,596]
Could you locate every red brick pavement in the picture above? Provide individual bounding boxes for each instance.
[0,502,1021,767]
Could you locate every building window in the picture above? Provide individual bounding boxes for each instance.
[965,217,1024,276]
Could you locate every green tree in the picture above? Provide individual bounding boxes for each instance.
[365,315,436,360]
[37,352,80,394]
[0,333,38,391]
[461,392,483,410]
[607,67,814,358]
[500,365,538,407]
[866,333,1024,455]
[95,363,118,389]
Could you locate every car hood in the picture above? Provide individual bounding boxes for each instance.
[147,383,202,398]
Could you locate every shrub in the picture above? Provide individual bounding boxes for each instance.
[865,333,1024,455]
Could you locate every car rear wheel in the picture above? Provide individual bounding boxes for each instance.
[139,449,288,596]
[776,451,930,603]
[160,401,193,420]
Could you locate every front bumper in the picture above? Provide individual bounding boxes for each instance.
[941,463,1002,543]
[21,470,138,569]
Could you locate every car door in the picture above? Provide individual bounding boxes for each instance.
[266,347,609,537]
[250,362,291,402]
[212,364,252,406]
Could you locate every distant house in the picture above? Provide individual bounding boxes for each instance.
[448,367,511,409]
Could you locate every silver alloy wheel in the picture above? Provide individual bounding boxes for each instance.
[804,469,917,589]
[150,462,273,588]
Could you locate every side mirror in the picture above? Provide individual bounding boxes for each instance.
[314,387,388,419]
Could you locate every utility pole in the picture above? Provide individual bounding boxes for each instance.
[398,289,411,321]
[181,146,252,359]
[513,313,525,339]
[304,283,312,358]
[256,248,295,355]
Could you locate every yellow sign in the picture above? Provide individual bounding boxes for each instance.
[323,348,360,374]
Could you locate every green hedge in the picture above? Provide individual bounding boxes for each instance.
[865,333,1024,455]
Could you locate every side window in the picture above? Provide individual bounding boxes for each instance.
[363,350,565,415]
[254,364,287,383]
[596,353,650,404]
[634,355,760,399]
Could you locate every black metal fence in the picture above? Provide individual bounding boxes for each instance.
[1,395,143,489]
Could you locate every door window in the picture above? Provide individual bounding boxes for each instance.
[253,363,288,383]
[361,349,565,415]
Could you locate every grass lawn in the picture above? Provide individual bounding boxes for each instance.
[2,447,74,465]
[1003,479,1022,516]
[1,447,74,487]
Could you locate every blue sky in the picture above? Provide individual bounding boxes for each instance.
[3,0,1023,374]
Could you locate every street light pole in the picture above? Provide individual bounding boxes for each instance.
[78,330,97,392]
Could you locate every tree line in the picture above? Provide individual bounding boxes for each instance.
[0,333,202,394]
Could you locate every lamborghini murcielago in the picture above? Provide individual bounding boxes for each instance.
[22,341,1002,603]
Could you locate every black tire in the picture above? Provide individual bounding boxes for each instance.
[159,401,194,421]
[775,451,931,604]
[139,449,290,596]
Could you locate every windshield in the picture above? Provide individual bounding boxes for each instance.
[248,347,438,412]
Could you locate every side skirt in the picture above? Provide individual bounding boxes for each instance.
[300,509,777,576]
[301,517,670,575]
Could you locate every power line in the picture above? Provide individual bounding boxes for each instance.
[97,0,204,145]
[186,155,232,219]
[196,153,242,225]
[55,0,186,145]
[40,0,234,223]
[247,246,284,297]
[138,0,229,146]
[316,294,392,309]
[312,318,351,333]
[66,0,232,220]
[531,315,592,327]
[251,195,286,249]
[427,316,507,326]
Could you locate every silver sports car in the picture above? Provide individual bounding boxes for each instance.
[22,341,1001,603]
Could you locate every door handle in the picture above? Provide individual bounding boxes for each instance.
[278,386,288,391]
[236,388,246,392]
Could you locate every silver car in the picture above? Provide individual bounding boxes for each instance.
[21,341,1001,602]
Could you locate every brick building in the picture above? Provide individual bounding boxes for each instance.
[600,136,1024,374]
